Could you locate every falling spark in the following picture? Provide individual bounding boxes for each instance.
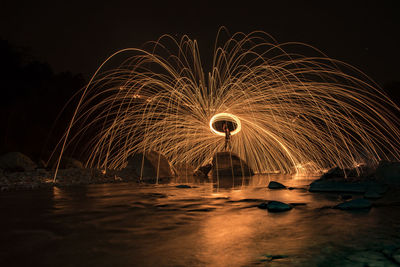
[52,29,400,181]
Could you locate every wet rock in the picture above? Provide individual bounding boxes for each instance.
[340,194,352,200]
[309,179,367,193]
[194,164,212,178]
[260,254,289,262]
[370,183,389,194]
[268,181,286,189]
[258,201,292,212]
[0,152,37,172]
[118,151,173,180]
[334,198,372,210]
[176,184,191,188]
[258,202,268,209]
[363,183,388,199]
[364,191,383,199]
[212,152,254,178]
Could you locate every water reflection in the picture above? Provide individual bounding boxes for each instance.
[172,174,317,191]
[0,174,399,266]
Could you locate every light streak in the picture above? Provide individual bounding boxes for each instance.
[209,113,241,136]
[52,29,400,181]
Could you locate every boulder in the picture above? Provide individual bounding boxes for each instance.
[173,162,195,176]
[320,165,374,180]
[268,181,286,189]
[194,164,212,178]
[58,157,84,169]
[321,167,346,179]
[309,179,367,193]
[258,201,292,212]
[118,151,173,180]
[334,198,372,210]
[0,152,37,172]
[212,152,254,178]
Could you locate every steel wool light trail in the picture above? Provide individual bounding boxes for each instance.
[53,29,400,181]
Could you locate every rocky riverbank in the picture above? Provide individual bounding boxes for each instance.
[0,168,135,191]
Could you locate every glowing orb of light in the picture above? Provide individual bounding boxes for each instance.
[209,113,241,136]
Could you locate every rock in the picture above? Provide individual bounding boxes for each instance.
[309,179,367,193]
[321,167,346,179]
[260,254,289,262]
[320,166,373,180]
[173,162,195,176]
[194,164,212,178]
[346,250,394,266]
[0,152,37,172]
[37,159,48,169]
[268,181,286,189]
[375,160,400,184]
[340,194,352,200]
[392,249,400,264]
[334,198,372,210]
[258,201,292,212]
[364,191,383,199]
[258,202,268,209]
[176,184,191,188]
[352,182,387,199]
[118,151,173,180]
[212,152,254,178]
[59,157,84,169]
[374,183,389,194]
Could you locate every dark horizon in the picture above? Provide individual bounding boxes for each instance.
[1,1,399,87]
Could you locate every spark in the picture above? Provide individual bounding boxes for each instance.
[52,29,400,181]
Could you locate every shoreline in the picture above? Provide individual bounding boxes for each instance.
[0,168,138,192]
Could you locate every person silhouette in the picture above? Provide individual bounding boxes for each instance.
[223,123,231,151]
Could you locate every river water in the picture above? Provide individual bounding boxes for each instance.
[1,174,400,266]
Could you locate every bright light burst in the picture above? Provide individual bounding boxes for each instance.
[54,29,400,179]
[209,113,241,136]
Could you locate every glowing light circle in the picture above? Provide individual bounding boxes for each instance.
[210,113,242,136]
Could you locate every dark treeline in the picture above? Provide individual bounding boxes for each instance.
[0,39,85,164]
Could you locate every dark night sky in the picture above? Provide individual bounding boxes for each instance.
[1,0,399,87]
